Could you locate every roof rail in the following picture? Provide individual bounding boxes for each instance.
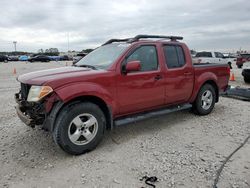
[102,38,132,46]
[102,34,183,45]
[132,34,183,42]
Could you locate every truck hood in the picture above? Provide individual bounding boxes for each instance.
[17,66,101,87]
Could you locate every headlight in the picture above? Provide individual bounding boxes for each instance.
[27,86,53,102]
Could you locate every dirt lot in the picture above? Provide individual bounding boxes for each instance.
[0,61,250,188]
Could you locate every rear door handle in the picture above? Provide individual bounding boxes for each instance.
[184,72,192,76]
[155,75,163,80]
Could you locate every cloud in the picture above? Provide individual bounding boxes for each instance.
[0,0,250,52]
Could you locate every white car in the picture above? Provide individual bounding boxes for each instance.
[223,53,237,66]
[193,51,232,68]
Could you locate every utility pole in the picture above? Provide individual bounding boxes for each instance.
[67,33,69,53]
[13,41,17,52]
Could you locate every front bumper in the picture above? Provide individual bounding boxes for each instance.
[15,105,34,126]
[15,92,45,127]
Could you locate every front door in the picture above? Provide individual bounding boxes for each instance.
[116,45,165,115]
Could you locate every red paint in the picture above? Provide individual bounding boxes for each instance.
[18,40,230,119]
[125,60,141,72]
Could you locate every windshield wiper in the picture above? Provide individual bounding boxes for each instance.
[73,64,98,70]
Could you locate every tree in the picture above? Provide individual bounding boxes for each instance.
[82,49,94,53]
[44,48,59,56]
[38,49,44,53]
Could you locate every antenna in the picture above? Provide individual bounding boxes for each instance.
[67,33,69,52]
[13,41,17,52]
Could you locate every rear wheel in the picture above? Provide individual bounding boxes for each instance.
[53,102,106,155]
[244,76,250,83]
[192,84,216,115]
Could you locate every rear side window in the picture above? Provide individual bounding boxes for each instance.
[163,45,186,68]
[215,52,224,58]
[126,45,158,71]
[195,52,212,57]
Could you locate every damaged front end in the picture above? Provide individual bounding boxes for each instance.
[15,83,46,127]
[15,83,60,130]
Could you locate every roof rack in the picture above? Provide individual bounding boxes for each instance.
[132,34,183,41]
[102,38,132,46]
[102,34,183,45]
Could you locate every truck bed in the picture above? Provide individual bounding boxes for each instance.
[192,63,229,97]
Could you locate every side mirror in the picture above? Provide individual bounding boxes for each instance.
[125,60,141,73]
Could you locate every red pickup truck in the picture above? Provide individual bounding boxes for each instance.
[15,35,230,155]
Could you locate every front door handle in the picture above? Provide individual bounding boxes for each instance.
[155,75,163,80]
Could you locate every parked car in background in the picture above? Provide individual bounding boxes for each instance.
[48,56,61,61]
[0,55,8,62]
[48,55,70,61]
[15,34,230,155]
[60,55,70,61]
[8,55,19,61]
[29,55,50,62]
[193,51,231,68]
[72,53,87,65]
[242,60,250,83]
[236,53,250,68]
[223,53,237,68]
[19,55,29,61]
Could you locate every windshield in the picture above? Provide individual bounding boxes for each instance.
[76,43,130,69]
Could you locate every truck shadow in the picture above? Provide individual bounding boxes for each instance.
[10,105,224,169]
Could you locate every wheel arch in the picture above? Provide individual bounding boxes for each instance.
[200,80,219,102]
[47,95,113,132]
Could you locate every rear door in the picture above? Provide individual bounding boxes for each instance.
[116,45,165,114]
[163,44,194,104]
[215,52,225,64]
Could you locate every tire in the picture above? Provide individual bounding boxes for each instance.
[237,65,242,69]
[53,102,106,155]
[244,76,250,83]
[192,84,216,115]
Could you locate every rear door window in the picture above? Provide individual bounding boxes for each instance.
[163,45,186,69]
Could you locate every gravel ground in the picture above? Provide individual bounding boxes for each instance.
[0,61,249,188]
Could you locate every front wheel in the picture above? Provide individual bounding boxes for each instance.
[53,102,106,155]
[192,84,216,115]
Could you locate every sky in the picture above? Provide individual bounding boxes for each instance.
[0,0,250,52]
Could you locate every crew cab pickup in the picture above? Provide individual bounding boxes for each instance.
[15,35,230,155]
[193,51,232,68]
